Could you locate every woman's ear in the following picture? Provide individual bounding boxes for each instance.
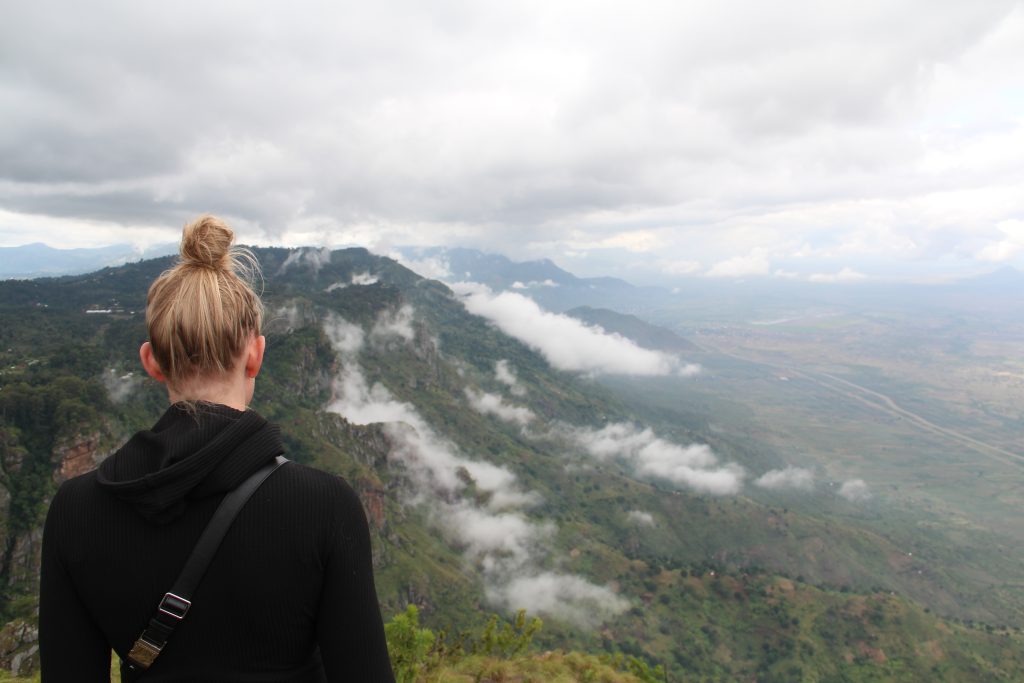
[245,335,266,379]
[139,342,167,383]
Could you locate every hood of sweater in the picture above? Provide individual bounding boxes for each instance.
[96,402,284,523]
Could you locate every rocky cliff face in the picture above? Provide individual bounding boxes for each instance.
[0,619,38,677]
[54,432,105,482]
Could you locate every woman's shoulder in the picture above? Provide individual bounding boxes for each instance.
[50,469,101,507]
[270,461,367,511]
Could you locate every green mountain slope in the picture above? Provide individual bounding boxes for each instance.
[1,247,1022,680]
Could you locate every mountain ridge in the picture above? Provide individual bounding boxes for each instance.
[0,246,1022,679]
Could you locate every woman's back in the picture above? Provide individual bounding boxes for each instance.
[39,218,394,682]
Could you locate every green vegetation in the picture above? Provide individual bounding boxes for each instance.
[384,607,660,683]
[2,249,1024,679]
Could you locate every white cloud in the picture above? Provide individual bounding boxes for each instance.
[495,359,526,396]
[452,282,695,376]
[371,305,416,342]
[439,502,553,574]
[659,259,702,275]
[2,2,1023,281]
[754,467,814,491]
[322,315,365,356]
[322,312,620,623]
[511,279,559,289]
[101,368,140,403]
[570,422,744,495]
[270,303,303,331]
[487,572,630,628]
[808,267,867,283]
[838,478,871,502]
[326,270,381,291]
[465,388,535,426]
[351,271,380,285]
[390,252,452,280]
[278,247,332,274]
[975,219,1024,262]
[324,313,533,504]
[706,251,772,278]
[626,510,655,527]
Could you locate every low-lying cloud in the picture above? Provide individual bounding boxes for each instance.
[838,478,871,502]
[626,510,656,527]
[511,279,559,289]
[279,247,332,274]
[326,271,380,291]
[371,305,416,342]
[323,309,625,625]
[101,368,140,403]
[390,252,452,281]
[452,283,696,377]
[754,467,815,491]
[494,359,526,397]
[569,422,744,495]
[465,388,535,426]
[487,572,630,628]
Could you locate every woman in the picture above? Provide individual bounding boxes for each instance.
[39,216,395,682]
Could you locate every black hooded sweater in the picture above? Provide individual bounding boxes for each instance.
[39,403,395,682]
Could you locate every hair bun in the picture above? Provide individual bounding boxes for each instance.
[180,215,235,269]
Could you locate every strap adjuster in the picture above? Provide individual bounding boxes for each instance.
[126,635,163,670]
[158,592,191,619]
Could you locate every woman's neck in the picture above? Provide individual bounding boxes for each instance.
[167,371,253,411]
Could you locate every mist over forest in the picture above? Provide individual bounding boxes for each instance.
[1,244,1023,679]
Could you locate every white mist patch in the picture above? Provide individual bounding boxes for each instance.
[102,369,140,403]
[371,305,416,342]
[487,572,630,629]
[755,467,814,491]
[322,315,365,355]
[495,359,526,397]
[570,422,744,495]
[438,502,554,574]
[839,478,871,502]
[322,313,622,625]
[279,246,332,274]
[271,304,302,331]
[390,252,452,280]
[626,510,656,527]
[351,271,379,285]
[465,388,535,426]
[452,283,693,377]
[511,279,559,289]
[326,270,381,292]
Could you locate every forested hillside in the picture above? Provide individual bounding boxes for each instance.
[1,248,1022,680]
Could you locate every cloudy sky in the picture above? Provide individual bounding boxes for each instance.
[2,1,1022,283]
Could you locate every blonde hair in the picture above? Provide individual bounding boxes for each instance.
[146,215,263,386]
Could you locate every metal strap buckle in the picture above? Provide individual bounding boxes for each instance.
[127,635,163,669]
[158,592,191,620]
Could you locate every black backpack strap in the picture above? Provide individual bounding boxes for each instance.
[123,455,289,679]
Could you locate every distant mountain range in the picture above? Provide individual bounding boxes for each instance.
[0,242,176,279]
[403,246,1024,323]
[398,246,665,313]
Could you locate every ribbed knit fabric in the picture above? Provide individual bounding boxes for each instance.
[39,404,395,682]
